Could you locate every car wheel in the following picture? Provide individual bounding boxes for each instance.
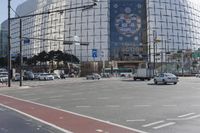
[154,79,157,84]
[163,79,167,85]
[174,82,177,85]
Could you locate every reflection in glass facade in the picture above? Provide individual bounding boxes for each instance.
[147,0,200,62]
[110,0,147,61]
[10,0,200,63]
[11,0,109,61]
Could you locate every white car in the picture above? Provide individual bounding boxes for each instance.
[38,73,54,80]
[0,75,8,83]
[14,73,23,81]
[154,73,178,85]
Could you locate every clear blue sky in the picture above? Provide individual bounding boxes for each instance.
[0,0,26,24]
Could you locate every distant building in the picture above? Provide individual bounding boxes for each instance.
[0,20,8,57]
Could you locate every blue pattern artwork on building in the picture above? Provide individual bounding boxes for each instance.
[110,0,147,61]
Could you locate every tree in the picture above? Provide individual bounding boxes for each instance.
[37,51,48,64]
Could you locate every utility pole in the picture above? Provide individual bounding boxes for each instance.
[8,0,11,87]
[19,19,23,86]
[153,30,157,76]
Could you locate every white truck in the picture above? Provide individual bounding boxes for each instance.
[133,68,154,81]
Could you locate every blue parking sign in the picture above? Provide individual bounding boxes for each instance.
[92,49,97,58]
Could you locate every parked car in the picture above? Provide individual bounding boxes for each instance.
[14,73,23,81]
[60,73,68,79]
[38,73,54,80]
[24,71,34,80]
[51,73,60,79]
[34,73,40,80]
[154,73,178,85]
[86,73,101,80]
[195,73,200,77]
[0,75,8,84]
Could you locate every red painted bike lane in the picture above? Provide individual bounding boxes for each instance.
[0,94,146,133]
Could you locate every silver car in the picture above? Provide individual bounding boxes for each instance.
[154,73,178,85]
[86,73,101,80]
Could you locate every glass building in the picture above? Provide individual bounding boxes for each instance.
[10,0,200,65]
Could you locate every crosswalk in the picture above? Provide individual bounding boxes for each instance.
[142,112,200,130]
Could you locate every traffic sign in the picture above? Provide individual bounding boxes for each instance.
[92,49,97,58]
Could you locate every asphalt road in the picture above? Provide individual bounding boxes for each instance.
[0,105,64,133]
[1,77,200,133]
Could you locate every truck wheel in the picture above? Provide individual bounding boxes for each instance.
[134,78,136,81]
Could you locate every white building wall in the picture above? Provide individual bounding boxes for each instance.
[146,0,200,62]
[10,0,110,61]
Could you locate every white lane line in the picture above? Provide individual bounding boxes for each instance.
[97,97,110,100]
[29,98,41,101]
[49,95,64,99]
[153,122,176,129]
[96,129,103,132]
[162,105,177,107]
[21,93,35,96]
[178,113,195,118]
[75,106,91,108]
[186,114,200,120]
[142,121,165,127]
[126,119,146,122]
[134,105,152,107]
[106,105,120,108]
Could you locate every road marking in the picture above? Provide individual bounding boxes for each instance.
[126,119,146,122]
[134,105,152,107]
[97,97,110,100]
[22,93,35,96]
[178,113,195,118]
[75,106,91,108]
[106,105,120,108]
[186,114,200,120]
[29,98,41,101]
[153,122,176,129]
[49,95,64,99]
[142,121,165,127]
[162,105,177,107]
[96,129,103,132]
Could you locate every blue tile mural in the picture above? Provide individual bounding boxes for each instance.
[110,0,147,61]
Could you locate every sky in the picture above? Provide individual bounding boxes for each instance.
[0,0,26,24]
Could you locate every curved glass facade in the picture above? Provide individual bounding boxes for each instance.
[10,0,200,64]
[147,0,200,60]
